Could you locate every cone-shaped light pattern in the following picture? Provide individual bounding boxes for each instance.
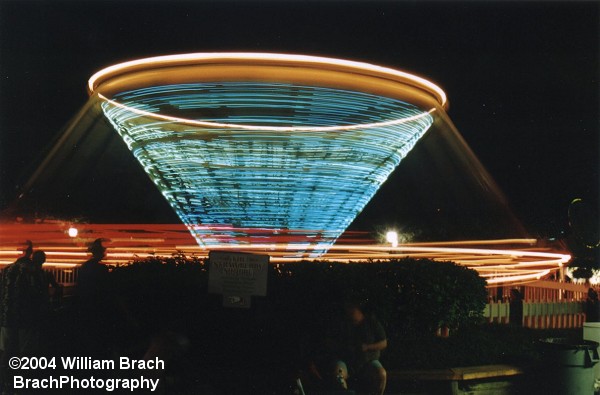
[89,53,444,255]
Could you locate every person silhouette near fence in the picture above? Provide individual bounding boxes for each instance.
[509,288,523,326]
[0,240,33,391]
[74,238,112,356]
[18,250,56,356]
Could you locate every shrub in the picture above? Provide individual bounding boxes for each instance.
[107,255,488,371]
[266,258,487,336]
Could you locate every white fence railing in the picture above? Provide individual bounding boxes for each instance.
[488,280,588,302]
[484,301,586,328]
[46,267,79,285]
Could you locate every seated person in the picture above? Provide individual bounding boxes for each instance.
[305,301,387,395]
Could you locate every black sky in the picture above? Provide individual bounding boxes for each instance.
[0,0,598,238]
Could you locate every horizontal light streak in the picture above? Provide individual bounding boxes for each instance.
[0,224,568,286]
[486,270,552,285]
[400,239,539,246]
[88,52,447,107]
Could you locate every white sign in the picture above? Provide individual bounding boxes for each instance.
[208,251,269,308]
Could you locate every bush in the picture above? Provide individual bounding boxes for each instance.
[106,256,487,370]
[266,258,487,336]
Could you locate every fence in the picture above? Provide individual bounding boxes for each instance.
[485,279,589,328]
[484,300,586,328]
[488,280,588,303]
[46,266,79,285]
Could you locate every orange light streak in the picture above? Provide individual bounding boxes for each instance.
[0,223,570,286]
[88,53,447,107]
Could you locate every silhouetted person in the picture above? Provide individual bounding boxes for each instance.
[74,238,111,356]
[313,302,387,395]
[76,238,109,301]
[509,288,523,326]
[586,288,600,322]
[0,240,33,391]
[19,250,50,355]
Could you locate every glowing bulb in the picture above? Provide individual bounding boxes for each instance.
[68,227,78,238]
[386,231,399,248]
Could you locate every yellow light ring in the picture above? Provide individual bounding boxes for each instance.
[89,53,447,106]
[89,53,447,132]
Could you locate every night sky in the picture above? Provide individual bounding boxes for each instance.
[0,1,598,239]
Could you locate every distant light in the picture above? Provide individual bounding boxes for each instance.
[68,227,78,238]
[386,231,399,248]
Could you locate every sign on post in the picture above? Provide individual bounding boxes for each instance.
[208,251,269,308]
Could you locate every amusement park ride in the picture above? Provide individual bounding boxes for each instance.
[0,53,575,287]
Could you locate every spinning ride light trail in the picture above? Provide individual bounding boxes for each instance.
[0,222,571,287]
[2,55,572,288]
[89,53,445,255]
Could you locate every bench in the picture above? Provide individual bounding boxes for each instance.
[387,364,524,395]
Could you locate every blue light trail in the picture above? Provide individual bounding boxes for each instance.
[100,81,434,255]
